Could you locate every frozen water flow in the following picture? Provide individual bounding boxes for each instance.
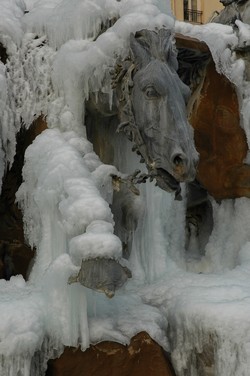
[0,0,250,375]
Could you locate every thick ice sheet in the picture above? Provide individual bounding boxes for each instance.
[0,1,174,374]
[0,0,250,375]
[141,237,250,376]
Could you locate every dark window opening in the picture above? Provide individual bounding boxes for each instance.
[184,0,203,24]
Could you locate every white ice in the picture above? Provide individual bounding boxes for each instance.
[0,0,250,375]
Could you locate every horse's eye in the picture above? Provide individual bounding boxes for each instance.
[144,86,159,99]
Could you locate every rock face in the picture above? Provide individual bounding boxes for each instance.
[190,59,250,199]
[0,117,47,280]
[176,33,250,200]
[46,332,175,376]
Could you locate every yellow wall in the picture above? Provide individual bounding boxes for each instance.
[202,0,224,23]
[171,0,224,23]
[171,0,184,21]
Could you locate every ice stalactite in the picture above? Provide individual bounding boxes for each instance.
[16,128,123,350]
[0,61,16,170]
[0,0,175,375]
[2,0,250,375]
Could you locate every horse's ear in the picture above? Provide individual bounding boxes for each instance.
[159,29,178,71]
[130,32,151,68]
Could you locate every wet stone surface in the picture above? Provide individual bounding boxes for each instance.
[46,332,176,376]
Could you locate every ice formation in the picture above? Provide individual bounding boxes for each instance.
[1,0,250,376]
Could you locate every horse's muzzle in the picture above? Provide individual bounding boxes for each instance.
[170,151,199,182]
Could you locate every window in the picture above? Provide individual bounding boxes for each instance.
[191,0,197,11]
[184,0,202,24]
[184,0,188,20]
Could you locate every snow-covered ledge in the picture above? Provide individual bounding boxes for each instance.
[1,0,250,375]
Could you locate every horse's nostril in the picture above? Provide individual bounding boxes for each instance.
[172,154,184,166]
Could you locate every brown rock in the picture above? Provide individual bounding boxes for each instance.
[0,116,47,280]
[0,241,34,280]
[46,332,175,376]
[176,33,209,53]
[176,33,250,200]
[189,59,250,199]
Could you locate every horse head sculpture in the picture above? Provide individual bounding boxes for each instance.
[220,0,236,5]
[215,0,250,24]
[115,29,199,198]
[74,28,200,296]
[220,0,247,5]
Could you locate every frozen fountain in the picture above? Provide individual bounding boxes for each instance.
[1,1,250,376]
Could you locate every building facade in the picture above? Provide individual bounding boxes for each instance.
[171,0,224,24]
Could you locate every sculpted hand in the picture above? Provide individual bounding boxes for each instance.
[68,258,132,298]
